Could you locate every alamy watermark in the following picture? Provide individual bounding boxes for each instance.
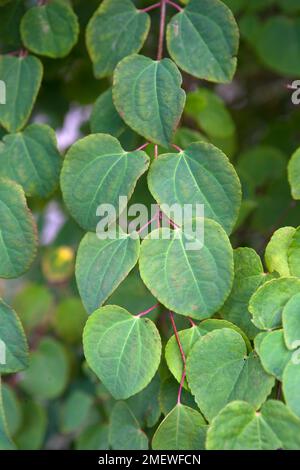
[95,197,205,251]
[289,80,300,105]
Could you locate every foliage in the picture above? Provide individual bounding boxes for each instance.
[0,0,300,451]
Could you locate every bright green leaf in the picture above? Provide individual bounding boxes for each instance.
[282,293,300,350]
[282,359,300,418]
[258,330,292,380]
[288,148,300,200]
[265,226,296,276]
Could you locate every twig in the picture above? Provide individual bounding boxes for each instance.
[157,0,167,60]
[136,303,160,317]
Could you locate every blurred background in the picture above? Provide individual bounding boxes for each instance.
[0,0,300,449]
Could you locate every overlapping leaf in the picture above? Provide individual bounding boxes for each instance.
[110,402,148,450]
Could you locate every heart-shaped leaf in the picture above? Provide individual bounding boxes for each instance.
[265,226,296,276]
[83,306,162,399]
[0,178,37,278]
[147,142,241,234]
[258,330,292,380]
[0,124,61,197]
[76,229,140,314]
[86,0,150,78]
[282,357,300,418]
[0,299,28,374]
[139,218,234,319]
[249,277,300,330]
[113,54,185,148]
[166,0,239,83]
[282,293,300,350]
[110,402,148,450]
[152,405,207,450]
[20,0,79,58]
[186,329,274,421]
[60,133,149,231]
[0,54,43,132]
[206,400,300,450]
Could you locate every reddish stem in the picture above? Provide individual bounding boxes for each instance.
[177,369,186,404]
[135,142,150,151]
[167,0,183,12]
[136,303,159,317]
[140,2,161,13]
[172,143,183,152]
[157,0,167,60]
[137,212,159,234]
[154,144,159,159]
[189,317,196,327]
[169,311,186,364]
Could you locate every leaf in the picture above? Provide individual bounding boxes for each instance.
[126,375,161,429]
[60,133,149,231]
[166,0,239,83]
[249,277,300,330]
[113,54,186,148]
[165,326,203,389]
[283,294,300,350]
[76,230,140,314]
[256,16,300,76]
[14,400,47,450]
[206,400,300,450]
[159,377,198,416]
[0,299,28,374]
[186,329,274,421]
[75,424,109,450]
[265,226,296,276]
[61,390,93,434]
[20,338,70,400]
[20,0,79,58]
[0,378,15,450]
[90,88,127,138]
[140,218,233,319]
[0,179,37,278]
[0,124,61,197]
[219,247,265,339]
[109,402,148,450]
[288,147,300,199]
[147,142,241,234]
[0,54,43,132]
[258,330,292,380]
[185,88,235,139]
[86,0,150,78]
[83,306,162,400]
[152,404,207,450]
[53,297,88,344]
[287,226,300,278]
[2,384,22,437]
[199,318,252,352]
[282,358,300,418]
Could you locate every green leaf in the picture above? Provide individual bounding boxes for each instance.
[152,404,206,450]
[139,218,233,320]
[83,306,162,399]
[75,424,109,450]
[199,318,252,352]
[265,227,296,277]
[126,375,161,429]
[20,0,79,58]
[113,54,185,148]
[166,0,239,83]
[76,230,140,314]
[0,124,61,198]
[0,378,15,450]
[14,400,47,450]
[258,330,292,380]
[0,55,43,132]
[185,88,235,139]
[220,247,265,339]
[60,133,149,231]
[283,294,300,350]
[0,299,28,374]
[53,297,88,344]
[20,338,70,400]
[249,277,300,330]
[109,402,148,450]
[61,390,93,434]
[0,179,37,278]
[287,226,300,278]
[186,329,274,421]
[90,88,127,138]
[282,359,300,418]
[256,16,300,76]
[2,384,22,437]
[86,0,150,78]
[288,148,300,199]
[159,377,198,416]
[165,326,203,389]
[206,400,300,450]
[147,142,241,234]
